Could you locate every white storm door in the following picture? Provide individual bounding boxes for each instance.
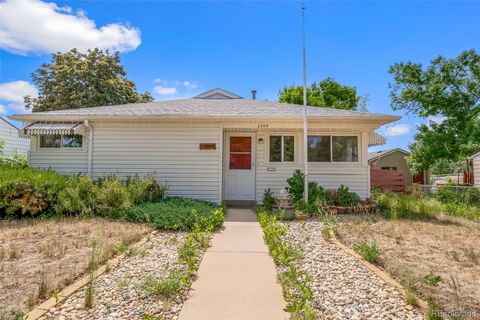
[225,133,256,201]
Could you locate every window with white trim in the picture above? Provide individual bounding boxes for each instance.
[308,135,358,162]
[40,135,83,148]
[269,135,295,162]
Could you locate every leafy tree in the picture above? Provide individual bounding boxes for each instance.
[429,159,466,174]
[25,49,153,112]
[389,49,480,173]
[278,77,367,111]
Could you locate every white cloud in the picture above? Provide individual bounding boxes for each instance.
[153,86,178,96]
[0,0,141,55]
[427,115,446,125]
[0,80,38,114]
[182,81,198,90]
[0,104,5,114]
[383,124,410,137]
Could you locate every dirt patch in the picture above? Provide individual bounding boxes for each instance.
[336,214,480,314]
[0,218,150,319]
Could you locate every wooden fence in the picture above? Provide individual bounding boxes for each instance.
[370,168,405,193]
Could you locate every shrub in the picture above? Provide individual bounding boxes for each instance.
[124,197,223,231]
[0,152,28,169]
[461,188,480,206]
[0,166,68,217]
[263,188,276,213]
[353,240,380,263]
[330,185,360,207]
[140,271,186,300]
[125,175,168,205]
[55,176,99,216]
[286,170,327,214]
[96,176,132,219]
[435,188,458,204]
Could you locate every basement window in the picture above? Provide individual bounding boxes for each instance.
[269,135,295,162]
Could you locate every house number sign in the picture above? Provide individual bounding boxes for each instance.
[199,143,216,150]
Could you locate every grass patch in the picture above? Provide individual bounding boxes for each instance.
[140,271,187,300]
[353,240,380,263]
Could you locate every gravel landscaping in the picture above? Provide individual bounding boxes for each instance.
[283,220,424,320]
[39,231,191,320]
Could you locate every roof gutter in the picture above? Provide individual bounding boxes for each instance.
[83,120,93,176]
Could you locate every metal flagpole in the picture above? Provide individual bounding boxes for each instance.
[302,3,308,204]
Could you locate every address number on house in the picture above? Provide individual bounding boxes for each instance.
[199,143,216,150]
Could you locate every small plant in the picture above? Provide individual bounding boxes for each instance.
[140,271,186,300]
[353,240,380,263]
[141,315,162,320]
[424,272,442,286]
[37,275,50,300]
[322,227,332,241]
[84,278,94,309]
[464,247,478,264]
[105,262,111,273]
[435,188,458,204]
[335,185,361,207]
[405,283,418,306]
[427,297,444,320]
[116,277,130,291]
[449,276,463,312]
[263,188,276,213]
[461,187,480,205]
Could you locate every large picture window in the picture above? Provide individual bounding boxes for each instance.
[308,135,358,162]
[269,135,295,162]
[40,135,83,149]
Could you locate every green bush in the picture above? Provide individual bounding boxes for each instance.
[0,152,28,169]
[0,166,68,217]
[328,185,360,207]
[286,170,327,214]
[96,176,133,219]
[125,175,168,205]
[124,197,224,231]
[262,188,276,213]
[435,188,458,204]
[55,176,99,216]
[461,188,480,206]
[353,240,380,263]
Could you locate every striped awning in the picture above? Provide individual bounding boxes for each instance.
[22,123,84,136]
[368,131,386,147]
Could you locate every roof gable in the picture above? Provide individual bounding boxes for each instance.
[368,148,410,161]
[193,88,243,99]
[0,117,19,130]
[470,151,480,160]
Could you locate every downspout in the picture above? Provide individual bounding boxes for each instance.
[84,120,93,176]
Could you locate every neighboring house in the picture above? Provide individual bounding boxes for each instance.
[10,88,399,203]
[0,117,30,156]
[368,148,418,187]
[469,151,480,187]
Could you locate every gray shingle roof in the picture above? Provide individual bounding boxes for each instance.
[368,148,409,161]
[10,98,400,123]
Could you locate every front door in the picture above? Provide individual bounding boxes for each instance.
[225,133,256,201]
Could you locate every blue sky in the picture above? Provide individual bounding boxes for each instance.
[0,0,479,151]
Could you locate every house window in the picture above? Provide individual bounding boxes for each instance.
[40,135,83,148]
[332,136,358,162]
[308,135,359,162]
[269,135,295,162]
[381,166,397,171]
[229,136,252,169]
[308,136,331,162]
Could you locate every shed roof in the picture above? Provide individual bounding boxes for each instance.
[368,148,410,161]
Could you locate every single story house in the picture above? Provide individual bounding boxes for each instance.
[0,117,30,156]
[469,151,480,187]
[10,88,398,204]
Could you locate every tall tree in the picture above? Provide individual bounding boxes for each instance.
[389,49,480,173]
[278,77,367,111]
[25,49,153,112]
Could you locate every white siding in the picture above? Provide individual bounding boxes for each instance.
[91,122,221,202]
[0,119,30,156]
[29,135,88,174]
[473,155,480,188]
[255,131,370,202]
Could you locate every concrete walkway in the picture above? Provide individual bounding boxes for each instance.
[178,208,288,320]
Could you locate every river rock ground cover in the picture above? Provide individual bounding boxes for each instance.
[336,213,480,317]
[283,220,424,320]
[39,231,190,320]
[0,218,150,319]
